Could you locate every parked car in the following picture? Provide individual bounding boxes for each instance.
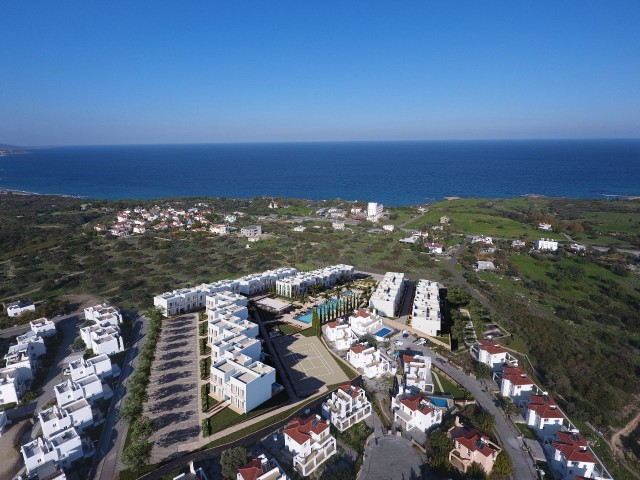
[436,357,446,364]
[416,338,427,346]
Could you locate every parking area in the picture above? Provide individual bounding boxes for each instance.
[360,435,424,480]
[145,313,200,463]
[272,334,349,397]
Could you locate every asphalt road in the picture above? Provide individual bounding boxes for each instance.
[91,314,149,480]
[0,312,75,339]
[389,331,538,480]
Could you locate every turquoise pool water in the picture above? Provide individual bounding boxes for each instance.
[373,327,393,338]
[294,295,353,324]
[427,396,449,408]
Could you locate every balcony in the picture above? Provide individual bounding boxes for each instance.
[449,449,471,473]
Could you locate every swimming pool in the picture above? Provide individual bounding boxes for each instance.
[373,327,393,338]
[427,396,449,408]
[294,296,351,324]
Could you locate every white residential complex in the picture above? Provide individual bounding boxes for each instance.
[21,428,87,477]
[210,353,278,413]
[68,354,114,382]
[284,416,337,476]
[275,264,353,298]
[0,368,26,405]
[84,304,123,326]
[367,202,383,222]
[323,320,356,350]
[400,353,434,393]
[347,344,391,379]
[39,399,93,439]
[535,238,559,251]
[154,267,298,316]
[411,279,442,337]
[392,392,443,433]
[348,309,384,337]
[30,317,57,337]
[369,272,405,317]
[321,384,372,432]
[79,324,124,356]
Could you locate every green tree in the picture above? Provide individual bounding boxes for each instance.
[312,309,320,337]
[121,437,153,475]
[221,447,249,480]
[466,462,488,480]
[491,451,513,477]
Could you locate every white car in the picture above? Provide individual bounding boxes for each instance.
[394,340,403,347]
[415,338,427,346]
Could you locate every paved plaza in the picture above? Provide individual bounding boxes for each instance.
[360,435,424,480]
[273,334,349,397]
[145,314,200,463]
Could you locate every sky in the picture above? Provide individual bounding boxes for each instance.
[1,1,640,146]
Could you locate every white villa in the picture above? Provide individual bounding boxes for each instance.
[523,394,567,440]
[39,399,93,440]
[210,224,229,235]
[0,367,26,405]
[494,365,534,403]
[321,384,372,432]
[68,354,114,382]
[211,334,262,363]
[544,430,611,480]
[538,223,553,231]
[471,235,493,244]
[346,344,391,379]
[84,304,122,326]
[206,291,249,321]
[369,272,405,317]
[411,279,442,337]
[476,261,496,272]
[54,374,110,407]
[367,202,384,222]
[21,428,85,476]
[30,317,57,337]
[208,317,259,345]
[293,225,306,232]
[471,340,518,372]
[210,353,277,413]
[332,221,345,231]
[536,238,559,251]
[393,392,443,433]
[237,454,289,480]
[275,264,353,298]
[348,309,383,337]
[401,354,434,393]
[241,225,262,238]
[6,300,36,318]
[323,320,356,351]
[284,415,337,477]
[79,324,124,356]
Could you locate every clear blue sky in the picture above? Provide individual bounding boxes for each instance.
[1,1,639,146]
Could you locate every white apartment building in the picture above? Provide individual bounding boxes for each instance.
[39,399,93,440]
[536,238,559,251]
[367,202,383,222]
[471,340,518,372]
[237,267,297,296]
[21,428,84,476]
[4,347,37,382]
[369,272,405,317]
[544,430,611,480]
[154,280,241,316]
[237,454,289,480]
[6,300,36,318]
[321,384,372,432]
[493,366,534,403]
[411,280,442,337]
[54,374,109,407]
[30,317,57,337]
[84,304,122,326]
[523,394,566,440]
[208,317,259,345]
[284,416,337,477]
[323,320,356,350]
[393,392,443,433]
[471,235,493,244]
[241,225,262,237]
[79,324,124,356]
[69,354,113,382]
[206,291,249,320]
[210,224,229,235]
[210,354,277,413]
[211,334,262,363]
[348,309,383,337]
[347,344,391,379]
[0,367,26,405]
[275,265,353,298]
[401,354,434,393]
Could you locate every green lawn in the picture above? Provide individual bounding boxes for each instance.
[432,371,466,399]
[515,422,536,439]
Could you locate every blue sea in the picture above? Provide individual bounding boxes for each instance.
[1,140,639,205]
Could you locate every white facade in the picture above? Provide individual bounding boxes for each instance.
[39,399,93,440]
[331,221,345,231]
[210,224,229,235]
[538,223,553,231]
[237,454,288,480]
[382,224,395,232]
[293,226,306,232]
[284,416,337,477]
[471,235,493,244]
[544,430,603,480]
[494,366,534,403]
[210,354,276,413]
[275,264,353,298]
[241,225,262,237]
[367,202,383,222]
[347,344,391,379]
[0,367,26,405]
[6,300,36,318]
[392,392,442,432]
[80,324,124,356]
[476,261,496,271]
[208,316,258,345]
[323,320,356,350]
[211,334,262,363]
[21,428,84,475]
[471,340,518,371]
[401,354,434,393]
[369,272,405,317]
[237,267,297,296]
[84,304,122,326]
[69,354,113,382]
[321,384,372,432]
[536,238,558,251]
[348,309,383,337]
[523,394,566,439]
[30,317,57,337]
[54,374,107,407]
[411,279,442,337]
